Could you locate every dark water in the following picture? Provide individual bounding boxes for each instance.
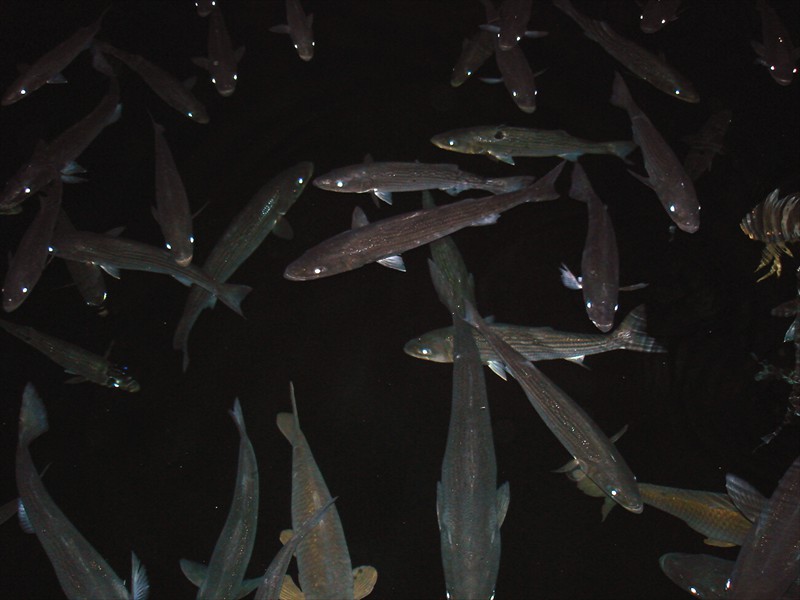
[0,1,798,598]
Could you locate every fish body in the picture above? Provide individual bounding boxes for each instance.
[492,42,538,113]
[495,0,533,50]
[639,0,682,33]
[0,319,139,391]
[610,72,700,233]
[180,400,261,600]
[152,119,194,266]
[1,9,107,105]
[431,125,635,165]
[753,0,798,86]
[173,162,311,370]
[271,0,315,61]
[54,210,108,309]
[50,230,251,316]
[683,109,732,181]
[93,40,209,123]
[553,0,698,102]
[16,384,148,599]
[285,162,564,280]
[192,6,244,96]
[313,161,534,204]
[659,553,734,599]
[451,29,495,87]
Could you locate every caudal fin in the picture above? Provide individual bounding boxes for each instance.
[527,161,566,202]
[18,383,48,447]
[610,71,634,112]
[614,305,666,353]
[217,282,252,316]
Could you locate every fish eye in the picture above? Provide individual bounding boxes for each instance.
[21,287,28,294]
[586,300,592,308]
[211,77,216,84]
[448,139,455,146]
[189,236,195,243]
[47,246,54,252]
[668,204,676,213]
[493,130,505,140]
[420,348,431,355]
[312,41,315,46]
[24,187,31,194]
[516,35,521,42]
[233,74,238,80]
[187,111,194,118]
[313,267,324,274]
[297,177,304,184]
[674,89,681,96]
[335,180,344,188]
[20,89,26,95]
[639,15,643,20]
[614,304,619,311]
[466,69,472,76]
[609,488,618,497]
[165,242,172,250]
[661,18,666,24]
[512,91,518,97]
[770,65,776,71]
[294,44,299,49]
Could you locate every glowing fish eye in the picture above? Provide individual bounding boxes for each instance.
[466,69,472,76]
[21,287,28,294]
[771,65,776,71]
[297,177,304,184]
[586,300,592,308]
[165,242,172,250]
[24,187,31,194]
[448,139,455,146]
[512,91,518,97]
[47,246,54,252]
[516,35,521,42]
[335,180,344,188]
[211,77,216,84]
[187,112,194,118]
[20,89,26,95]
[312,41,315,46]
[233,74,238,80]
[189,236,195,243]
[661,18,666,24]
[420,348,430,355]
[639,15,643,20]
[614,304,619,311]
[668,204,676,213]
[610,489,618,496]
[674,89,681,95]
[689,587,698,595]
[294,44,299,49]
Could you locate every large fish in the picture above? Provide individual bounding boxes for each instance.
[15,383,149,599]
[463,302,643,513]
[0,318,139,391]
[180,400,262,600]
[284,161,564,280]
[553,0,698,102]
[610,72,700,233]
[753,0,799,86]
[313,160,534,205]
[192,5,244,97]
[431,125,635,165]
[276,385,377,600]
[173,162,311,371]
[270,0,315,62]
[1,8,107,105]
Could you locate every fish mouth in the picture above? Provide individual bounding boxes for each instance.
[218,87,235,97]
[175,255,193,267]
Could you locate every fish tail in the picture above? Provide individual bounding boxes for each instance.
[614,305,666,353]
[568,163,593,203]
[488,175,537,193]
[90,42,115,76]
[527,161,566,202]
[609,72,633,112]
[217,282,252,316]
[610,140,637,161]
[229,398,247,436]
[552,0,584,28]
[18,383,49,447]
[276,382,301,443]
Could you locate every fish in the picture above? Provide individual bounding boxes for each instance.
[463,301,643,513]
[431,125,636,165]
[1,8,107,105]
[553,0,698,102]
[490,42,539,113]
[2,179,62,312]
[284,161,564,280]
[152,118,194,266]
[276,384,377,600]
[313,160,535,205]
[0,318,139,391]
[404,304,666,378]
[432,264,509,600]
[173,162,311,371]
[610,72,700,233]
[479,0,548,51]
[740,188,800,280]
[15,383,149,599]
[192,5,244,97]
[180,399,262,600]
[639,0,682,34]
[682,109,733,182]
[0,78,122,214]
[270,0,315,62]
[659,553,735,599]
[54,210,108,310]
[753,0,799,86]
[92,40,209,123]
[196,0,216,18]
[451,0,497,90]
[50,229,252,316]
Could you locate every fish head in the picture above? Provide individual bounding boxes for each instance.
[295,40,314,61]
[430,130,478,154]
[665,188,700,233]
[166,236,194,267]
[1,86,28,106]
[403,328,454,362]
[584,294,617,333]
[283,258,333,280]
[107,366,140,392]
[768,61,797,86]
[2,282,29,312]
[585,465,643,514]
[0,165,46,208]
[211,72,238,97]
[186,107,210,124]
[313,167,369,193]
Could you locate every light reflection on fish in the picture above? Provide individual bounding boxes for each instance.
[271,0,315,62]
[490,41,539,113]
[54,210,108,311]
[639,0,682,34]
[451,0,497,88]
[480,0,547,51]
[192,5,244,97]
[753,0,799,86]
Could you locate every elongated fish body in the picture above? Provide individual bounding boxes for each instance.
[1,9,107,105]
[683,109,732,181]
[452,29,495,87]
[728,455,800,599]
[51,230,251,316]
[152,119,194,266]
[313,161,534,204]
[16,384,148,599]
[3,181,62,312]
[639,0,681,34]
[285,161,564,280]
[180,400,260,600]
[192,6,244,96]
[271,0,315,61]
[610,72,700,233]
[464,303,643,513]
[493,42,538,113]
[173,162,311,370]
[753,0,798,86]
[0,79,121,213]
[568,163,620,332]
[431,125,635,165]
[277,387,354,600]
[54,210,108,309]
[0,319,139,391]
[404,304,665,368]
[93,40,209,123]
[659,553,735,599]
[553,0,698,102]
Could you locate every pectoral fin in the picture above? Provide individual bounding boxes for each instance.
[496,481,510,527]
[178,558,207,588]
[272,216,294,240]
[627,169,654,190]
[489,151,515,165]
[704,538,736,548]
[279,528,294,545]
[372,190,392,205]
[486,360,508,380]
[191,56,210,70]
[377,255,406,272]
[353,565,378,599]
[279,574,304,600]
[236,575,264,599]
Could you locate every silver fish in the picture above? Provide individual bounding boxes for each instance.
[659,553,735,599]
[192,5,244,97]
[491,42,538,113]
[480,0,547,51]
[16,383,149,599]
[271,0,315,62]
[639,0,682,34]
[285,161,564,280]
[753,0,799,86]
[610,72,700,233]
[451,0,497,90]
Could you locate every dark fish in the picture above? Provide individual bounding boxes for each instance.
[553,0,698,102]
[480,0,547,51]
[173,162,311,371]
[54,210,108,310]
[195,0,217,17]
[683,109,733,181]
[610,72,700,233]
[451,0,497,89]
[491,41,539,113]
[753,0,799,86]
[639,0,682,34]
[93,40,209,123]
[285,161,564,280]
[1,8,107,105]
[270,0,315,62]
[192,5,244,97]
[16,384,149,599]
[659,553,734,599]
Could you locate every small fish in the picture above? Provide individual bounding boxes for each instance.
[739,188,800,280]
[463,302,643,513]
[93,40,209,123]
[610,72,700,233]
[54,210,108,310]
[192,5,244,96]
[451,9,496,89]
[682,109,733,181]
[639,0,682,34]
[431,125,635,165]
[285,161,564,280]
[753,0,799,86]
[1,8,107,105]
[659,553,735,599]
[16,384,149,599]
[180,399,262,600]
[490,42,539,113]
[271,0,315,62]
[196,0,216,18]
[313,160,535,205]
[152,118,194,266]
[0,319,139,391]
[480,0,547,51]
[553,0,698,102]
